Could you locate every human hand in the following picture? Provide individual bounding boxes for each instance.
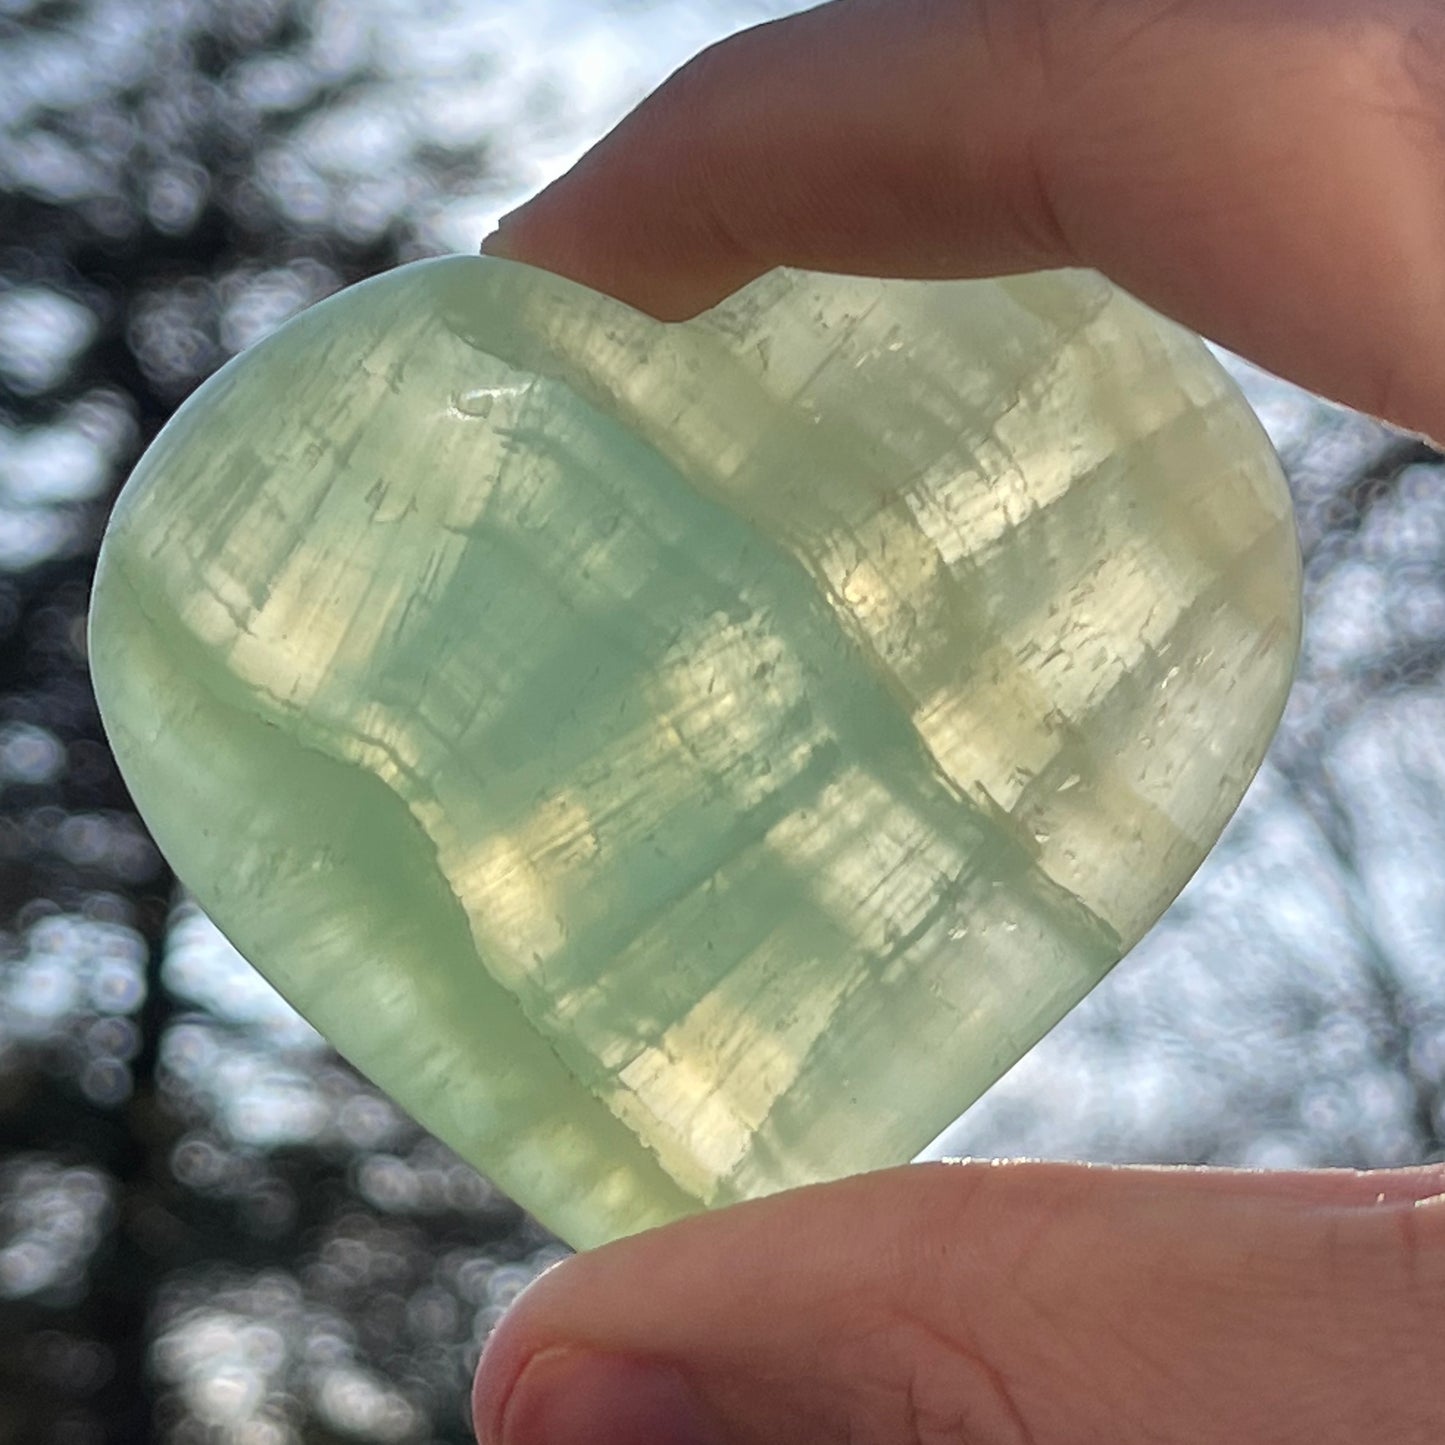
[472,3,1445,1442]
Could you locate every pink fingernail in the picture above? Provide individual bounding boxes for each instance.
[490,1348,726,1445]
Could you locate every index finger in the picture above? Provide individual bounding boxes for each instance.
[483,0,1445,439]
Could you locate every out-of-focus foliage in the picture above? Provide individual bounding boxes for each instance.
[3,0,1445,1440]
[1,0,733,1436]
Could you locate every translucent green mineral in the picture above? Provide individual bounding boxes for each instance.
[89,256,1301,1249]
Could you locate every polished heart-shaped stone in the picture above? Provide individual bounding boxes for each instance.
[89,256,1300,1248]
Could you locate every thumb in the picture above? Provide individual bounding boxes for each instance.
[473,1160,1445,1445]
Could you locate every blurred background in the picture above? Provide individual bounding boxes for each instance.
[3,0,1445,1440]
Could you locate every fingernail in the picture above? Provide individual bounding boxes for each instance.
[479,227,516,257]
[492,1347,726,1445]
[479,207,528,257]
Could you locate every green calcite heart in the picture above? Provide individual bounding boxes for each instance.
[89,255,1300,1248]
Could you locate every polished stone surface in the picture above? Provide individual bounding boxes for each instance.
[89,255,1300,1248]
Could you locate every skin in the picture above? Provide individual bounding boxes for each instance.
[472,2,1445,1440]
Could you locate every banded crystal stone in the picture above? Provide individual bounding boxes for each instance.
[90,257,1300,1247]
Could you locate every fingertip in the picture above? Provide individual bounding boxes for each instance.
[466,0,1058,319]
[471,1310,533,1445]
[471,1250,576,1445]
[477,228,511,259]
[480,189,758,321]
[473,1259,730,1445]
[484,1347,727,1445]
